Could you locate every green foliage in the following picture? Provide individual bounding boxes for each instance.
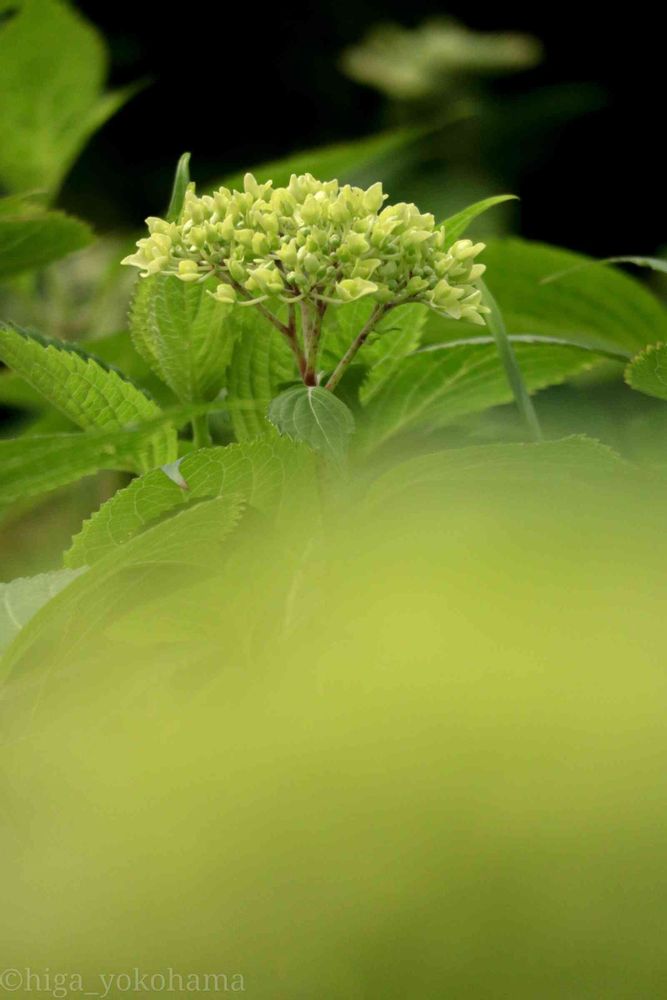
[218,128,424,192]
[0,567,84,654]
[225,309,298,440]
[443,194,518,246]
[477,238,667,353]
[320,301,426,386]
[625,343,667,402]
[0,416,179,507]
[129,274,239,403]
[478,278,542,440]
[166,152,191,222]
[366,435,625,507]
[268,385,356,465]
[65,437,316,568]
[0,194,92,280]
[541,255,667,284]
[0,324,175,470]
[0,0,137,195]
[0,492,246,678]
[360,304,428,401]
[354,339,601,454]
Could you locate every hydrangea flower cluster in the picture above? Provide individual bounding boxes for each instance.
[122,173,488,325]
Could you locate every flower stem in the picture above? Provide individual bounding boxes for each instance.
[191,412,212,449]
[479,280,542,442]
[301,302,322,386]
[325,303,388,392]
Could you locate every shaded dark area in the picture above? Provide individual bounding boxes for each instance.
[72,1,663,255]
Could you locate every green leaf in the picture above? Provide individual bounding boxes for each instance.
[268,386,355,465]
[476,238,667,354]
[443,194,518,246]
[65,437,316,568]
[225,309,298,440]
[0,0,138,194]
[0,567,85,655]
[0,324,175,470]
[366,436,625,508]
[0,416,182,507]
[360,304,428,402]
[0,195,92,280]
[0,492,246,682]
[129,274,239,404]
[541,256,667,284]
[417,334,631,362]
[320,301,427,390]
[217,128,423,192]
[479,278,542,441]
[355,340,602,455]
[166,152,191,222]
[0,368,46,411]
[625,343,667,402]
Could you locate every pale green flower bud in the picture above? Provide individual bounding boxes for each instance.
[188,226,206,249]
[363,182,386,213]
[217,215,236,241]
[276,240,298,269]
[227,258,247,283]
[300,195,322,225]
[243,173,261,197]
[451,239,485,260]
[178,260,200,282]
[124,170,489,325]
[213,283,237,305]
[252,232,270,256]
[302,253,320,275]
[335,278,379,302]
[352,257,381,279]
[345,232,370,256]
[405,275,430,295]
[245,265,284,296]
[234,228,254,249]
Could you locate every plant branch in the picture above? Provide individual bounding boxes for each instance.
[224,273,306,375]
[325,303,388,392]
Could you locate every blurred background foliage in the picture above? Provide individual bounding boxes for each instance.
[3,473,667,996]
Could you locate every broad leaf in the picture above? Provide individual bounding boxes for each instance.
[65,437,316,568]
[226,309,298,440]
[0,492,246,686]
[268,386,355,465]
[360,304,428,402]
[129,274,239,403]
[625,343,667,402]
[0,568,85,654]
[0,195,92,280]
[366,436,625,508]
[443,194,517,246]
[355,340,602,455]
[0,324,175,470]
[0,411,193,507]
[0,0,137,194]
[541,256,667,284]
[474,238,667,354]
[218,128,423,192]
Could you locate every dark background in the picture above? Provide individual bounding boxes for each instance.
[72,2,663,255]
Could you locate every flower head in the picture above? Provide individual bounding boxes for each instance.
[122,173,489,325]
